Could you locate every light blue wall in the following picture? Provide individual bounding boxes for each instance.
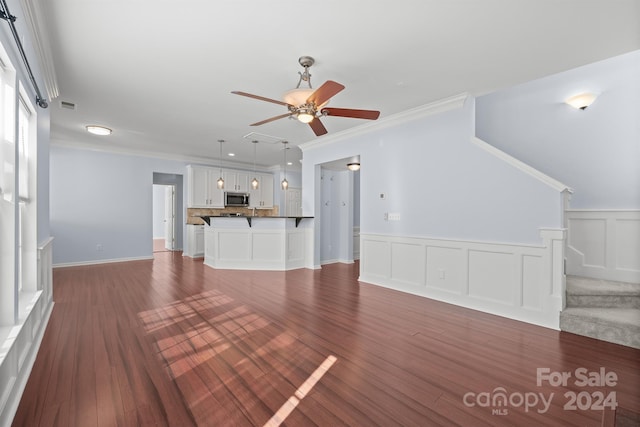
[50,146,188,264]
[303,97,563,257]
[476,50,640,209]
[152,185,165,238]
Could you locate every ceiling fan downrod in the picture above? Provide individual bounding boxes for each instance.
[296,56,314,89]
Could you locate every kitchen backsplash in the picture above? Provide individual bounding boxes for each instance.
[186,207,279,224]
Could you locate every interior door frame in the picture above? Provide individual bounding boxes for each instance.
[164,185,176,250]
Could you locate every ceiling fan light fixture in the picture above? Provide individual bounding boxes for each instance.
[283,88,314,106]
[297,111,315,123]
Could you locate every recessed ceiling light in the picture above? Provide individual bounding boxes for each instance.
[228,153,235,157]
[86,125,112,136]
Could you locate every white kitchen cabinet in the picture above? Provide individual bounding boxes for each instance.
[249,173,274,209]
[222,170,250,192]
[185,224,205,257]
[187,165,224,208]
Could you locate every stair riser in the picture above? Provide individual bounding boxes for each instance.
[567,295,640,309]
[560,314,640,349]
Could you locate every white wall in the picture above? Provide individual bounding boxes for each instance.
[50,146,188,265]
[476,50,640,209]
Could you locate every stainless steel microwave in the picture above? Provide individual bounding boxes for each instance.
[224,192,249,207]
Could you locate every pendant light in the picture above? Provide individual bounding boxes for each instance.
[217,139,225,189]
[251,140,259,190]
[281,141,289,190]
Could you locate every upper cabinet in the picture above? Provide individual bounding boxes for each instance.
[250,173,274,209]
[188,166,274,209]
[223,170,250,193]
[187,166,224,208]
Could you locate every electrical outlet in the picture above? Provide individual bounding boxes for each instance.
[384,212,389,221]
[438,269,445,279]
[96,244,103,251]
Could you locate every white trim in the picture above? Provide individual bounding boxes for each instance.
[359,229,566,329]
[53,255,154,268]
[566,210,640,283]
[19,0,59,100]
[299,93,469,153]
[471,137,571,193]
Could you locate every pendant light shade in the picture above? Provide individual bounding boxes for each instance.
[217,139,225,189]
[251,140,259,190]
[281,141,289,190]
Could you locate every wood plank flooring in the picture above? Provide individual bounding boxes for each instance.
[13,252,640,426]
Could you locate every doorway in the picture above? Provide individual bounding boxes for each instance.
[152,184,176,252]
[318,157,360,265]
[152,172,184,254]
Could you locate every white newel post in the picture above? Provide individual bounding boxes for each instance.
[540,228,567,323]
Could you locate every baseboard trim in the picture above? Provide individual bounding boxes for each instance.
[53,255,154,268]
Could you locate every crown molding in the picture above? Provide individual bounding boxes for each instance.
[49,138,287,172]
[19,0,59,100]
[299,92,469,153]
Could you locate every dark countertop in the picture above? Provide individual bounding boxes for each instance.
[198,215,313,227]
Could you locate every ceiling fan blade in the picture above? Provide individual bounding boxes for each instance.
[309,117,328,136]
[250,113,292,126]
[307,80,345,107]
[322,107,380,120]
[231,91,291,107]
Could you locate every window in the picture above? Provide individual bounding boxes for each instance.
[0,41,37,326]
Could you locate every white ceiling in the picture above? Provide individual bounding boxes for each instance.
[35,0,640,169]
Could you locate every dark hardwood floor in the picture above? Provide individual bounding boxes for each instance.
[13,252,640,426]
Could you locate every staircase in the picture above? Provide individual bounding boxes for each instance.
[560,276,640,349]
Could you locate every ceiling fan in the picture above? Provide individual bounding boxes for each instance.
[232,56,380,136]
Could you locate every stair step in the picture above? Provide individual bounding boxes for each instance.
[560,307,640,349]
[566,276,640,308]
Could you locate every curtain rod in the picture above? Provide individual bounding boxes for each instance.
[0,0,48,108]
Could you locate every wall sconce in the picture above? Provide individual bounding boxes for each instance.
[565,93,597,110]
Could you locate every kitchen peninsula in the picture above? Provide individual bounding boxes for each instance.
[199,214,314,271]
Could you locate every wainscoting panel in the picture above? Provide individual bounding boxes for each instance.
[522,255,543,310]
[360,230,565,329]
[252,232,283,262]
[390,242,425,287]
[566,210,640,283]
[468,250,515,305]
[0,238,54,427]
[361,238,391,280]
[204,221,314,271]
[425,246,465,295]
